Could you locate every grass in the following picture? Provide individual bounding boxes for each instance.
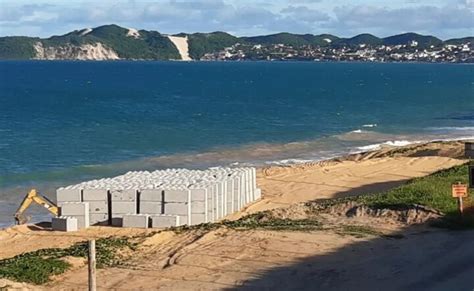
[337,225,405,239]
[308,163,474,228]
[169,212,323,233]
[0,237,136,285]
[359,164,472,213]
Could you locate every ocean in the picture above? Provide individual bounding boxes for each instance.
[0,61,473,227]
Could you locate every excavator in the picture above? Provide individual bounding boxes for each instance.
[14,189,58,225]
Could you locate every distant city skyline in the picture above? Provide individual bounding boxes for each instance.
[0,0,473,39]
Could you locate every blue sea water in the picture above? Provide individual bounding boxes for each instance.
[0,61,473,226]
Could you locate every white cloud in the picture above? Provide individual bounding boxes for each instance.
[0,0,472,39]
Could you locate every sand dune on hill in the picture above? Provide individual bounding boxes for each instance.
[167,35,192,61]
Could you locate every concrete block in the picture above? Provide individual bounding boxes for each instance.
[52,217,78,232]
[233,177,241,211]
[191,201,206,213]
[83,189,108,201]
[244,170,251,204]
[151,215,180,228]
[90,213,109,225]
[190,188,206,201]
[123,214,149,229]
[164,189,190,203]
[226,179,234,213]
[60,202,89,216]
[110,189,136,201]
[254,188,262,200]
[112,201,137,214]
[164,202,189,216]
[140,189,163,201]
[207,187,215,221]
[56,188,82,203]
[139,201,163,214]
[191,213,206,225]
[74,215,90,229]
[86,201,108,213]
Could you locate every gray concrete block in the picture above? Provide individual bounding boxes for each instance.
[190,188,206,201]
[82,189,108,201]
[164,189,190,203]
[226,179,234,213]
[60,202,89,216]
[150,215,180,228]
[90,213,109,225]
[164,202,189,216]
[123,214,149,228]
[112,201,137,214]
[139,201,163,214]
[233,177,241,211]
[191,201,206,213]
[52,216,78,232]
[85,201,108,213]
[191,213,206,225]
[140,189,163,202]
[110,189,136,201]
[56,188,82,203]
[73,215,90,229]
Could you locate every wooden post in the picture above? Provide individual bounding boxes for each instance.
[88,240,96,291]
[458,196,464,215]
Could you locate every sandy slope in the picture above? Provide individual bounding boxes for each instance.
[238,156,464,217]
[167,36,192,61]
[0,141,472,290]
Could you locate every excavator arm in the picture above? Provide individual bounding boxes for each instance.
[14,189,58,225]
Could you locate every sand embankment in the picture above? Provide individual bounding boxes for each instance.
[0,140,472,290]
[167,35,192,61]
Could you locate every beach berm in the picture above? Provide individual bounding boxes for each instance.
[0,140,473,290]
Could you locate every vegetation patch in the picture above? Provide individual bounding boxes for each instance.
[0,237,136,285]
[169,212,322,234]
[307,163,474,229]
[337,225,404,239]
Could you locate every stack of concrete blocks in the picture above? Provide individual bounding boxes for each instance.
[59,202,90,229]
[82,189,109,225]
[56,167,261,229]
[110,189,137,226]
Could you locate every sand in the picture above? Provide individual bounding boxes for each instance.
[167,35,192,61]
[0,141,472,290]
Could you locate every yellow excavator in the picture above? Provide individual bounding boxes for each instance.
[14,189,58,225]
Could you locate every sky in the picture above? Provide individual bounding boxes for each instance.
[0,0,473,39]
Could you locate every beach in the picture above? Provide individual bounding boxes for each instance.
[1,140,472,290]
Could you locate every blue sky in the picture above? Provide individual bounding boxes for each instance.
[0,0,472,39]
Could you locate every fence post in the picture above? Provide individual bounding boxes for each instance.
[88,239,96,291]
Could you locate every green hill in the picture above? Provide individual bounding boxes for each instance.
[185,31,239,59]
[0,24,180,60]
[0,25,471,60]
[0,37,38,59]
[241,33,340,47]
[338,34,383,46]
[383,33,443,47]
[445,37,474,45]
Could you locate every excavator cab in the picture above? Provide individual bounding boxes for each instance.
[14,189,58,225]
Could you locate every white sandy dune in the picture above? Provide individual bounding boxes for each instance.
[167,35,192,61]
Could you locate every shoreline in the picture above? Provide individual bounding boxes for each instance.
[0,139,471,289]
[1,59,474,64]
[1,138,471,230]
